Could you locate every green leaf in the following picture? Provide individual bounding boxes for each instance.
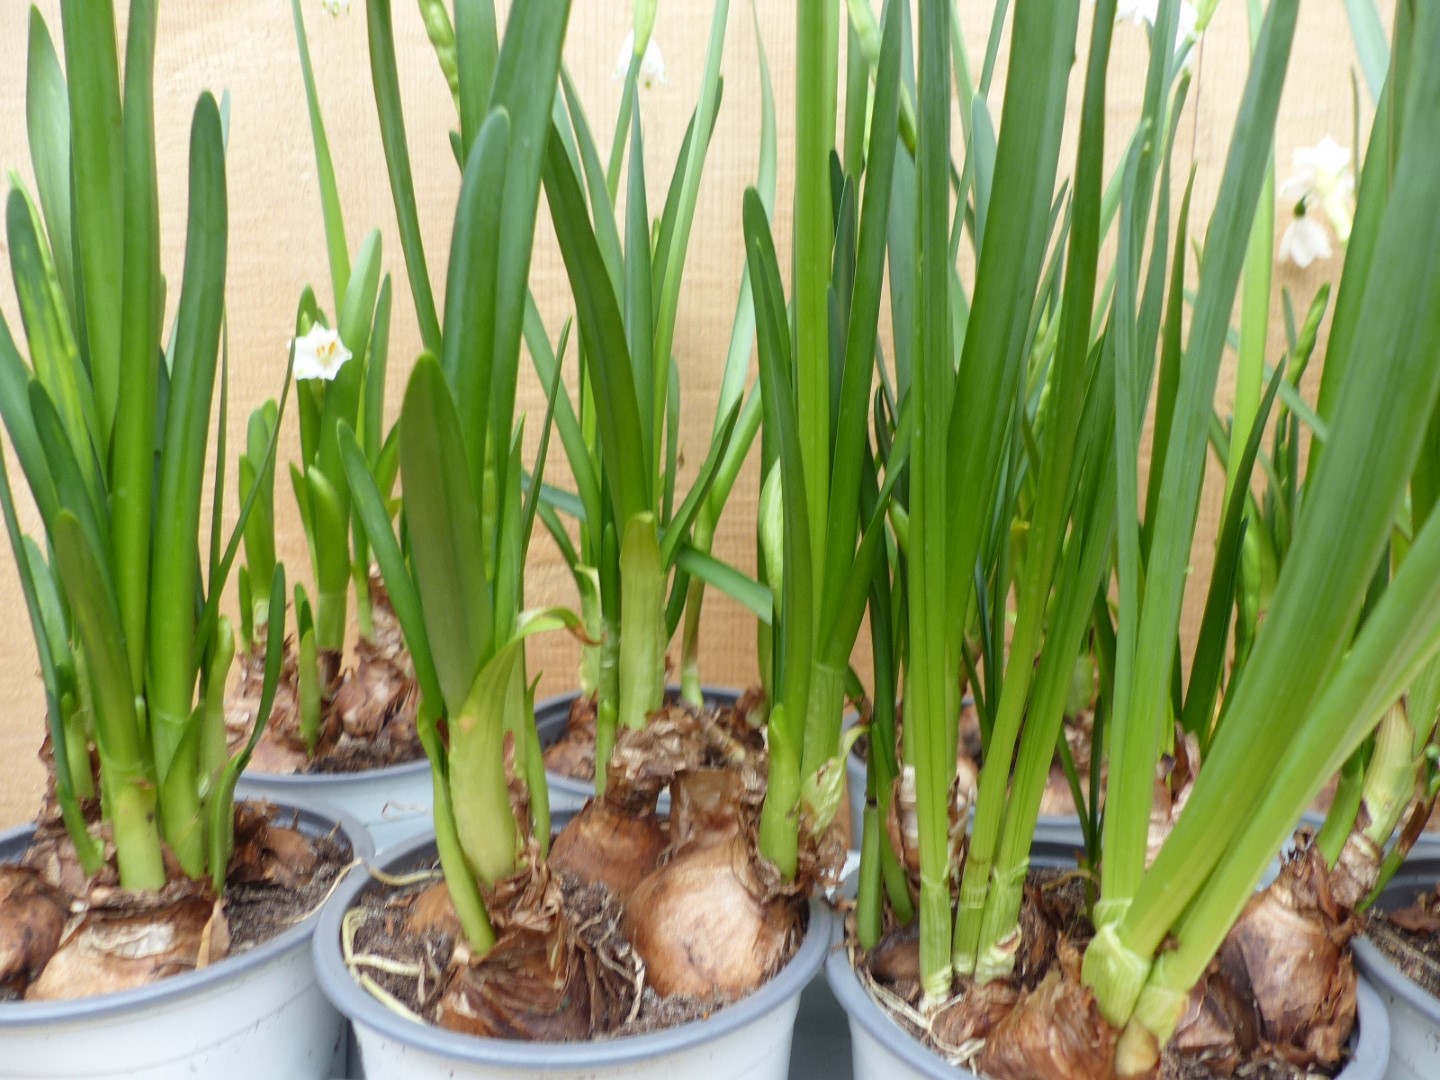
[744,188,814,740]
[147,93,228,775]
[617,514,666,732]
[25,9,77,325]
[482,0,573,447]
[51,510,161,890]
[60,0,124,445]
[400,355,493,716]
[339,422,444,715]
[290,0,350,303]
[543,133,649,523]
[365,0,442,354]
[441,108,510,486]
[1345,0,1389,102]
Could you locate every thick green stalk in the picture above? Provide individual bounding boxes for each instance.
[616,514,665,733]
[1315,747,1367,864]
[794,0,835,604]
[148,96,228,779]
[1091,4,1440,1026]
[1098,0,1298,920]
[198,617,236,799]
[1227,0,1273,504]
[1130,509,1440,1052]
[758,703,800,880]
[59,0,123,446]
[678,515,714,706]
[52,512,165,891]
[112,0,159,691]
[908,0,955,1005]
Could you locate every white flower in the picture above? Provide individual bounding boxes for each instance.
[291,325,352,381]
[1116,0,1202,68]
[320,0,350,14]
[1279,214,1333,269]
[613,29,667,88]
[1279,136,1355,241]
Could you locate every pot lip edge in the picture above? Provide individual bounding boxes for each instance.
[312,827,831,1068]
[238,754,433,786]
[0,792,373,1026]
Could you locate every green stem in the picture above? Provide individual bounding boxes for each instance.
[758,704,800,880]
[616,514,665,732]
[593,616,620,794]
[298,628,321,754]
[855,802,884,949]
[199,617,235,798]
[1315,745,1367,865]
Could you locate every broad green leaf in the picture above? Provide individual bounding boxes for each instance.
[400,356,493,716]
[148,94,228,775]
[59,0,124,445]
[543,133,649,523]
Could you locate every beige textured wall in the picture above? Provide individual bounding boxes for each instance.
[0,1,1380,827]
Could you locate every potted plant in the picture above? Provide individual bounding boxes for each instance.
[828,0,1440,1075]
[0,4,370,1075]
[230,0,432,855]
[316,2,832,1076]
[524,0,770,813]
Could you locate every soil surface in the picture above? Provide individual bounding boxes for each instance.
[856,868,1344,1080]
[299,728,425,774]
[346,851,803,1041]
[223,812,353,950]
[0,803,352,1003]
[1364,890,1440,998]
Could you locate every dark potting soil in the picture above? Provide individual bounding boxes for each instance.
[302,728,425,774]
[1364,896,1440,999]
[223,813,353,952]
[858,868,1341,1080]
[0,804,352,1003]
[346,853,803,1042]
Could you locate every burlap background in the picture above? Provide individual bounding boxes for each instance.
[0,1,1380,826]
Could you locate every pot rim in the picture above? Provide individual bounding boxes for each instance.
[0,793,373,1027]
[1352,854,1440,1025]
[312,827,831,1069]
[539,684,744,797]
[826,836,1389,1078]
[238,753,432,787]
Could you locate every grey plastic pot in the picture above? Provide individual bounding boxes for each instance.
[313,817,831,1079]
[239,756,431,857]
[1353,853,1440,1080]
[0,795,373,1079]
[826,838,1390,1079]
[539,686,743,812]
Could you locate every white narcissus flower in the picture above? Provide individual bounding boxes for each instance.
[1280,136,1355,242]
[291,325,352,381]
[613,29,667,87]
[1115,0,1202,68]
[321,0,351,13]
[1279,215,1333,270]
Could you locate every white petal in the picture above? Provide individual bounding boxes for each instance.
[1116,0,1160,26]
[640,37,666,87]
[1279,216,1332,269]
[291,325,352,382]
[614,29,636,80]
[1294,136,1350,180]
[1278,172,1314,203]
